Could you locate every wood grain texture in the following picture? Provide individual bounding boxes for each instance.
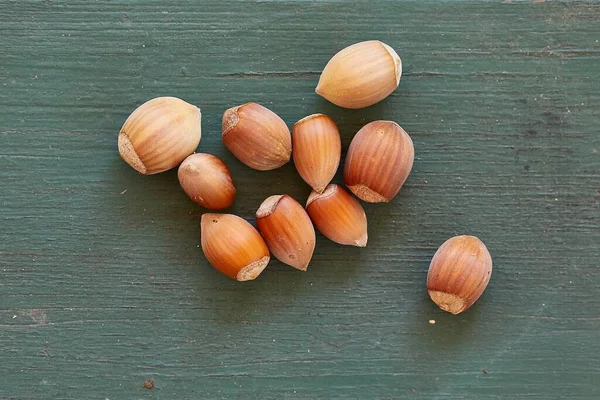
[1,1,599,399]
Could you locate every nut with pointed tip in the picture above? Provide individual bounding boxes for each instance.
[256,195,316,271]
[305,184,368,247]
[118,97,201,174]
[315,40,402,109]
[344,120,414,203]
[178,153,236,210]
[200,214,270,281]
[222,102,291,171]
[427,235,493,315]
[292,114,341,193]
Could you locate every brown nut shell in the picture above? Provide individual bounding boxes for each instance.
[178,153,236,210]
[118,96,201,174]
[256,195,316,271]
[344,120,414,203]
[201,214,270,281]
[315,40,402,109]
[222,102,291,171]
[292,114,342,193]
[305,184,367,247]
[427,235,493,314]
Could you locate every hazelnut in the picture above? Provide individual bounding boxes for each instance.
[222,102,291,170]
[256,195,316,271]
[118,97,201,174]
[292,114,341,193]
[315,41,402,109]
[178,153,236,210]
[305,184,368,247]
[201,214,270,281]
[427,235,493,314]
[344,120,414,203]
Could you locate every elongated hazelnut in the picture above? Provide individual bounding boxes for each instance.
[222,102,291,170]
[344,120,414,203]
[178,153,236,210]
[256,195,316,271]
[201,214,270,281]
[315,40,402,109]
[427,235,493,315]
[118,97,201,174]
[305,184,367,247]
[292,114,341,193]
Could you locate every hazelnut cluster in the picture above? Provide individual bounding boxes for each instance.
[118,41,492,314]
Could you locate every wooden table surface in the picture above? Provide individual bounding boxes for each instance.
[1,1,599,399]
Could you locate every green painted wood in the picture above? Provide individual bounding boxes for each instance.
[1,0,599,398]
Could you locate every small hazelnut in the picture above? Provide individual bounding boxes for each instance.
[178,153,236,210]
